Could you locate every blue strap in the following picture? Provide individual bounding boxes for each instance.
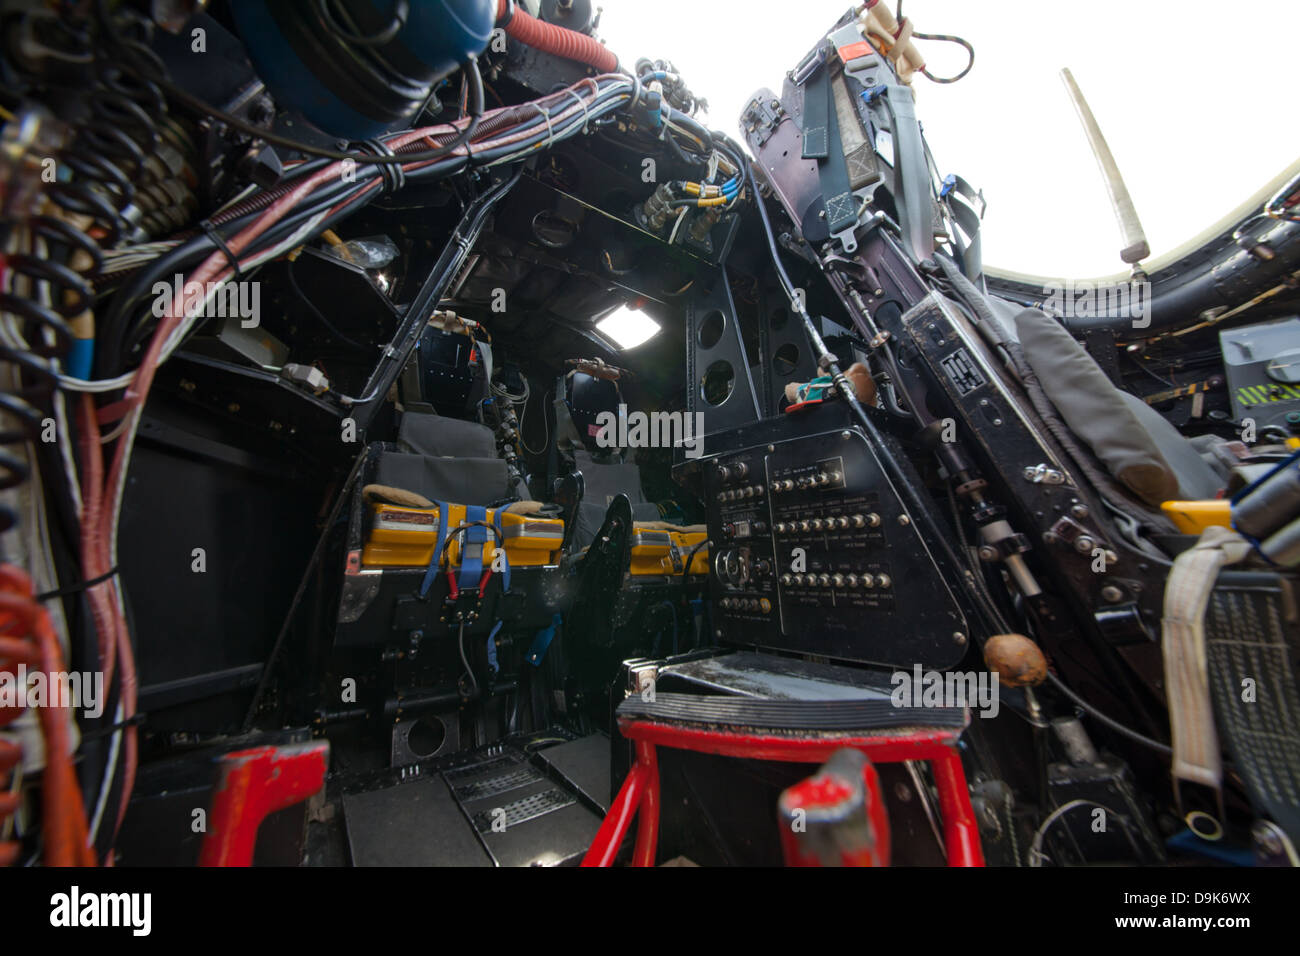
[527,613,561,667]
[492,508,511,592]
[860,83,887,104]
[458,505,488,591]
[418,500,452,598]
[486,620,502,674]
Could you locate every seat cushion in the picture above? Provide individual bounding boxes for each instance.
[634,520,707,533]
[1015,307,1180,506]
[572,499,661,552]
[362,483,435,509]
[398,412,497,459]
[374,451,509,507]
[1118,392,1224,500]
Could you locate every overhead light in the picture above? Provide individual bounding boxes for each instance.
[596,304,660,350]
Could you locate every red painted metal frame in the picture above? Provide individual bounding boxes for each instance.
[779,752,889,866]
[198,741,329,867]
[581,719,984,867]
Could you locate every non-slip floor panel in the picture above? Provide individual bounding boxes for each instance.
[343,777,491,867]
[341,736,607,867]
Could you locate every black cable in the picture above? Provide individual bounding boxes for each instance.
[1045,671,1173,756]
[661,124,707,168]
[914,31,975,84]
[35,567,119,602]
[679,537,710,599]
[96,0,486,166]
[106,175,387,370]
[98,64,629,375]
[286,257,371,350]
[164,57,484,165]
[1124,349,1177,389]
[317,0,409,46]
[457,621,479,698]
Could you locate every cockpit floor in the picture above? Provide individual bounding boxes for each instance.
[338,733,609,866]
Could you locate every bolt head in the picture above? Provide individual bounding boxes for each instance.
[1252,821,1285,855]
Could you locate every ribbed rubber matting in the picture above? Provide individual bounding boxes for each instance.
[1206,572,1300,844]
[617,692,966,733]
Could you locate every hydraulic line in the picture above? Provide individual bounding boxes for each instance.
[495,0,618,73]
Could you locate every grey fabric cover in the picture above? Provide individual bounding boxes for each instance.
[1118,393,1224,500]
[986,294,1029,343]
[1015,307,1179,506]
[568,449,658,550]
[573,500,662,552]
[398,412,497,459]
[574,460,649,509]
[1187,434,1242,486]
[375,452,509,506]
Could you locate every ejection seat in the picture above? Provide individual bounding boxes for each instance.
[334,320,565,660]
[1009,302,1226,506]
[548,362,711,727]
[549,361,708,580]
[941,268,1230,513]
[375,411,513,506]
[550,362,667,552]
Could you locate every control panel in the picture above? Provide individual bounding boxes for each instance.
[691,407,969,669]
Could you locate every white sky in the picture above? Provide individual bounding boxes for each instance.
[597,0,1300,277]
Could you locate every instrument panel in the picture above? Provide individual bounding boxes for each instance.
[687,405,970,669]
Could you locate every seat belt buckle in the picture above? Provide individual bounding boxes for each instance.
[667,539,684,574]
[830,23,883,79]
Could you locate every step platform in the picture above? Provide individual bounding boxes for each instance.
[342,734,610,866]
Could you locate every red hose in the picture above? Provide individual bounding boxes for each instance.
[0,565,95,866]
[496,0,617,74]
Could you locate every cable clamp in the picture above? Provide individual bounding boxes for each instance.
[356,138,406,193]
[198,220,244,279]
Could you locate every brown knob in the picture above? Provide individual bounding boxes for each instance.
[983,633,1048,688]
